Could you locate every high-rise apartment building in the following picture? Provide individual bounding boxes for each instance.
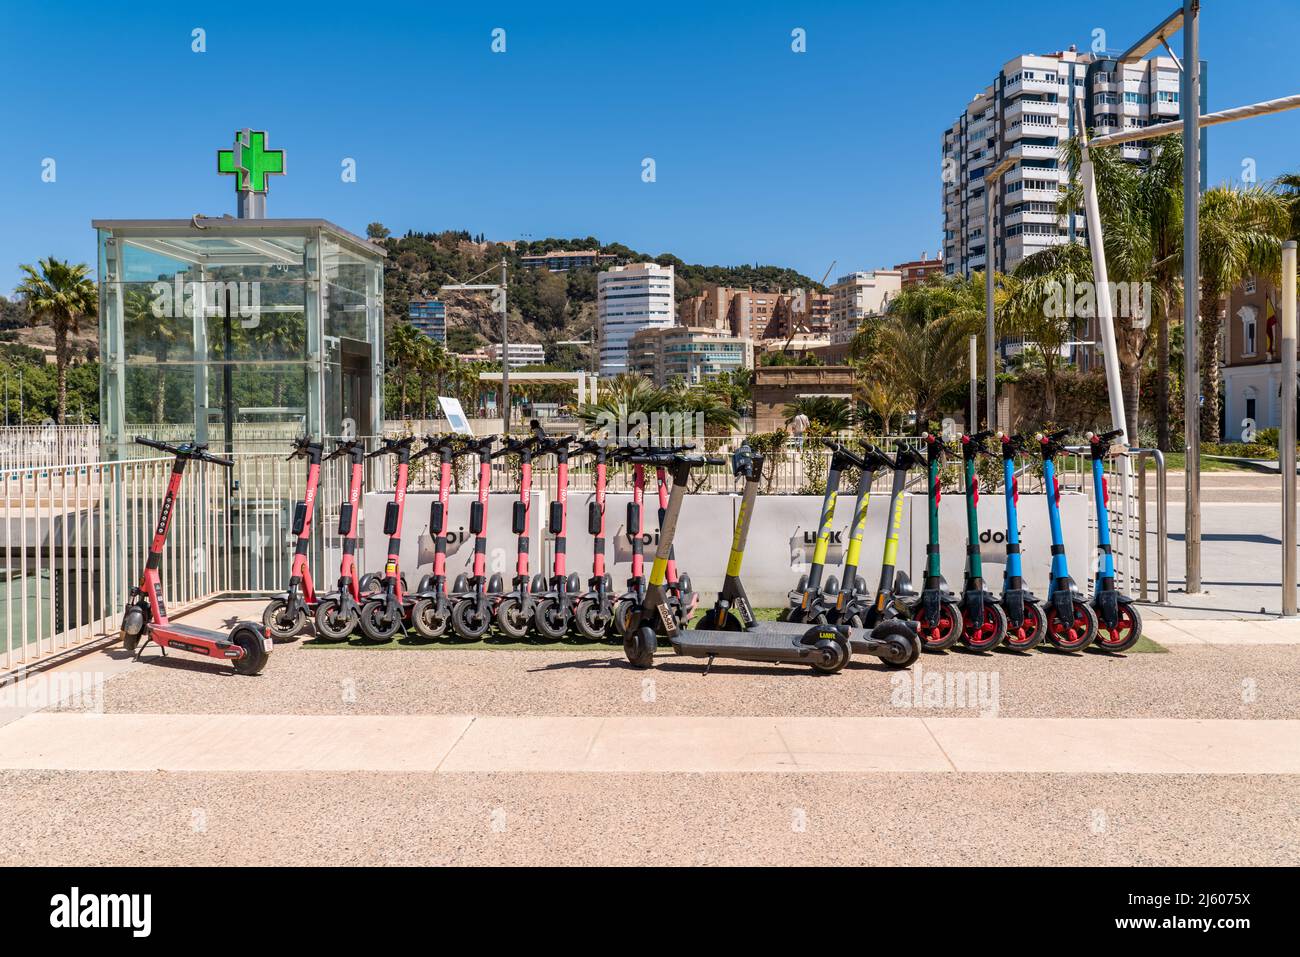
[677,285,787,340]
[942,48,1186,277]
[627,325,754,386]
[408,299,447,344]
[828,270,902,345]
[596,262,675,376]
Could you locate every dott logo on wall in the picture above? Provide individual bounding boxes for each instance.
[49,887,152,937]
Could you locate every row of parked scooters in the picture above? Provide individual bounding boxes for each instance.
[261,421,702,645]
[781,428,1143,655]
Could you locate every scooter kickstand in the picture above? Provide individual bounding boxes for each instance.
[703,655,715,676]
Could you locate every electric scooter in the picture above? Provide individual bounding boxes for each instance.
[572,437,615,639]
[532,429,584,639]
[786,441,865,623]
[491,433,548,639]
[262,437,324,641]
[697,446,920,667]
[653,454,695,626]
[892,434,964,650]
[120,437,270,675]
[621,449,845,672]
[409,434,465,639]
[448,436,501,639]
[993,433,1049,651]
[312,439,368,640]
[610,446,650,636]
[1086,429,1144,653]
[1036,429,1098,651]
[859,442,948,635]
[356,435,429,641]
[826,443,899,627]
[955,430,1009,651]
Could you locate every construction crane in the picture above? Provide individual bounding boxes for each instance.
[782,259,835,355]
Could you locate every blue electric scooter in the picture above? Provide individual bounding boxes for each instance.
[994,433,1048,651]
[1085,429,1144,653]
[1035,429,1097,651]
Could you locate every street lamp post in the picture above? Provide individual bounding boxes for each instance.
[1181,0,1203,593]
[440,258,512,433]
[1281,240,1297,616]
[983,157,1014,430]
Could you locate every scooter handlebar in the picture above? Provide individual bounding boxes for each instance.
[134,436,233,466]
[364,435,418,459]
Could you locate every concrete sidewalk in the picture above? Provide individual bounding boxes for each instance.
[1,712,1296,775]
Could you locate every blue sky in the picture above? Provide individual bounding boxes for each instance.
[2,0,1297,291]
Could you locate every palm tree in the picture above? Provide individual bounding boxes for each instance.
[1005,243,1093,421]
[1278,173,1300,241]
[15,258,97,423]
[1198,184,1290,442]
[783,396,852,433]
[386,320,421,418]
[854,372,910,435]
[1065,134,1187,449]
[123,287,184,424]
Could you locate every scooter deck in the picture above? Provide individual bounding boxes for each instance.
[742,618,886,657]
[670,627,841,664]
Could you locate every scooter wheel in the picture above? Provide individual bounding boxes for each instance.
[451,601,491,640]
[960,602,1008,652]
[358,573,381,595]
[358,602,402,643]
[262,598,307,642]
[314,598,358,641]
[1046,599,1098,652]
[872,619,921,669]
[533,598,571,640]
[230,624,269,676]
[917,600,963,652]
[495,596,532,640]
[412,596,450,639]
[613,598,639,637]
[809,638,850,674]
[624,625,657,668]
[696,608,743,631]
[1004,601,1048,651]
[120,606,145,652]
[1095,600,1143,653]
[574,597,611,640]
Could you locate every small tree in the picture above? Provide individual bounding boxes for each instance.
[15,258,97,424]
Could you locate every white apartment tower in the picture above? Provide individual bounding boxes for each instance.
[942,48,1187,277]
[828,270,903,345]
[597,262,675,376]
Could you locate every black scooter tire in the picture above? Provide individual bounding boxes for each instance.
[411,596,450,639]
[961,601,1008,652]
[358,601,402,643]
[230,624,269,676]
[262,597,307,642]
[314,597,357,641]
[873,619,921,668]
[574,597,611,640]
[625,624,657,668]
[1004,601,1048,651]
[451,600,492,640]
[495,596,531,640]
[533,598,571,640]
[916,599,963,652]
[809,638,850,674]
[1094,600,1142,653]
[1047,599,1098,652]
[613,598,639,637]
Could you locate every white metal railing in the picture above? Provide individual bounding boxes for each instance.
[0,452,361,675]
[0,425,101,471]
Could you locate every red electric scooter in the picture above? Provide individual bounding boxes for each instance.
[572,437,615,639]
[532,429,584,639]
[120,437,270,675]
[311,438,368,640]
[262,437,324,641]
[492,432,547,639]
[356,435,427,641]
[410,434,464,639]
[448,436,500,639]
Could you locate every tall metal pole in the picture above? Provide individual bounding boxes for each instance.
[1281,240,1297,616]
[983,186,996,430]
[500,257,511,433]
[1182,0,1202,593]
[969,334,978,431]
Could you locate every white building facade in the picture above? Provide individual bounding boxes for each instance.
[942,48,1186,278]
[485,342,546,368]
[828,270,902,345]
[597,262,675,376]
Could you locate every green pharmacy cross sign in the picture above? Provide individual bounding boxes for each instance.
[217,130,285,216]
